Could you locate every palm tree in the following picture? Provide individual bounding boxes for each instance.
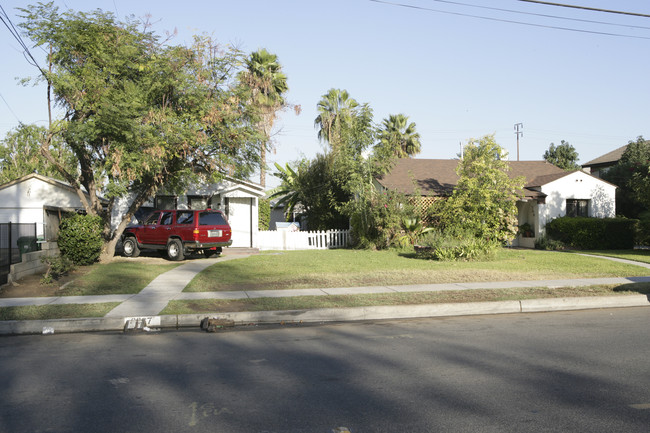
[314,88,359,149]
[240,49,289,187]
[268,162,302,218]
[376,114,421,158]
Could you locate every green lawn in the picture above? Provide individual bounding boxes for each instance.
[577,250,650,264]
[3,248,650,321]
[162,283,650,315]
[184,248,650,292]
[58,261,182,296]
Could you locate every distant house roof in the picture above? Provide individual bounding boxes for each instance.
[582,145,627,168]
[0,173,79,194]
[375,159,571,199]
[0,173,108,203]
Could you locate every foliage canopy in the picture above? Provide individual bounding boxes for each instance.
[431,135,524,244]
[543,140,580,171]
[0,123,75,183]
[17,3,274,260]
[601,136,650,218]
[375,114,421,158]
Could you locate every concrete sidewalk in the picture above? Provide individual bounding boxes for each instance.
[1,253,649,335]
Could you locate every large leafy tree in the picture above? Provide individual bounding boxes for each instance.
[601,136,650,217]
[18,3,265,261]
[273,90,377,231]
[543,140,580,171]
[0,123,75,183]
[295,153,350,230]
[239,49,289,187]
[375,114,421,158]
[432,135,524,243]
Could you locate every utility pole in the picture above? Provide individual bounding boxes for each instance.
[514,123,523,161]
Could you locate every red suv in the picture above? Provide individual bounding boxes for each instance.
[122,209,232,261]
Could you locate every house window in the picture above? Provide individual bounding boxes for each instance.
[155,195,177,210]
[566,199,589,217]
[187,195,210,209]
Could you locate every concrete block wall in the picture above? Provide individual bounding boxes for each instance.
[9,242,60,283]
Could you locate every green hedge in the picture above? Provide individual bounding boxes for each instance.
[258,198,271,231]
[546,217,637,249]
[57,214,104,265]
[637,218,650,246]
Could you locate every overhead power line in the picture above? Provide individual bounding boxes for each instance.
[370,0,650,40]
[428,0,650,30]
[0,4,45,74]
[518,0,650,19]
[0,92,21,122]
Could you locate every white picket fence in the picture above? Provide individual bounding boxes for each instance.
[256,229,351,250]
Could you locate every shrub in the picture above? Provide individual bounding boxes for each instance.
[347,190,412,250]
[57,214,104,265]
[258,198,271,230]
[534,234,566,251]
[546,217,637,249]
[637,216,650,246]
[40,255,75,285]
[415,229,499,261]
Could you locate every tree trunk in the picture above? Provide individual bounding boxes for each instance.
[97,182,161,263]
[99,236,121,263]
[260,145,266,188]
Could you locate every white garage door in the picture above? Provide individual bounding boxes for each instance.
[227,197,252,248]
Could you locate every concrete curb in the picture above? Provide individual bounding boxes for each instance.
[1,294,648,336]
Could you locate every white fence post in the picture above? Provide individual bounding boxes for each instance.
[256,229,351,251]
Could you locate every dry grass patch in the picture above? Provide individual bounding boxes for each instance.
[163,283,650,314]
[0,303,120,321]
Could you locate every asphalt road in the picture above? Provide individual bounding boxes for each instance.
[1,308,649,432]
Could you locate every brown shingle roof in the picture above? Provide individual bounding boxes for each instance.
[582,145,627,168]
[376,159,569,198]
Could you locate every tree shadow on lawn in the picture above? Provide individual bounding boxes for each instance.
[612,281,650,298]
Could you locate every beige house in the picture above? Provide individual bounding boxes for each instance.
[375,159,617,248]
[581,145,627,178]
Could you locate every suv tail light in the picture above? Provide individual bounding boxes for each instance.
[193,229,200,241]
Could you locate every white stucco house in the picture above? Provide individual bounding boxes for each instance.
[0,173,264,249]
[0,173,103,241]
[374,159,617,248]
[111,176,265,248]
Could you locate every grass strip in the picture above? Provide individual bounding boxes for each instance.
[0,303,120,321]
[578,250,650,264]
[58,262,182,296]
[163,283,650,315]
[185,248,650,292]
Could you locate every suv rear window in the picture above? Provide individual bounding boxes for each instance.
[199,211,227,226]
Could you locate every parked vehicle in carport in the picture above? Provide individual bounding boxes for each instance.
[121,209,232,261]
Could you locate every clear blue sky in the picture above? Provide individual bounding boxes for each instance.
[2,0,650,189]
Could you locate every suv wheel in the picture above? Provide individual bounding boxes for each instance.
[167,239,185,261]
[123,237,140,258]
